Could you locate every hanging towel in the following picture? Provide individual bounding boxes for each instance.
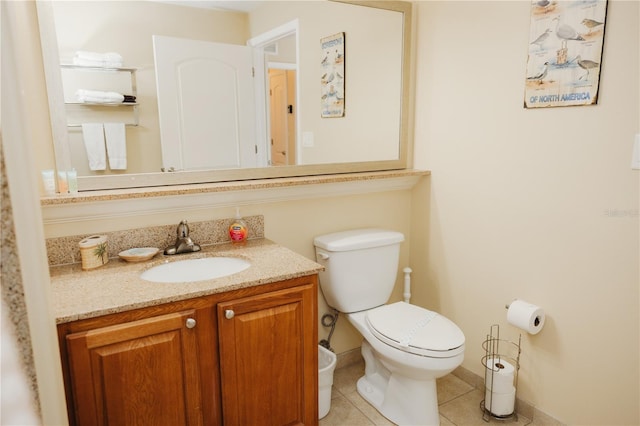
[104,123,127,170]
[81,123,107,171]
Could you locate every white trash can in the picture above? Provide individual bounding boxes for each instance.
[318,345,337,419]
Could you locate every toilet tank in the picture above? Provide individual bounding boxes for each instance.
[314,229,404,313]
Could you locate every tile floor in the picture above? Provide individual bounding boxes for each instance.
[320,359,536,426]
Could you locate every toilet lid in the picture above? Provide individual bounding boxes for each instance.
[366,302,465,358]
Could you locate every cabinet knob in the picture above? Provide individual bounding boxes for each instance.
[225,310,235,320]
[185,318,196,329]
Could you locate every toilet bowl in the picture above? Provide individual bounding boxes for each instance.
[347,302,464,425]
[313,229,466,425]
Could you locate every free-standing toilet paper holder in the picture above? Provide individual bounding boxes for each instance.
[480,324,522,422]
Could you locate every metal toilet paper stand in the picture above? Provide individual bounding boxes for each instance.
[480,324,522,422]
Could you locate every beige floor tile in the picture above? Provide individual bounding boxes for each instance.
[526,415,563,426]
[325,357,539,426]
[439,388,531,426]
[440,414,456,426]
[333,361,365,395]
[342,389,396,426]
[437,373,475,404]
[320,392,375,426]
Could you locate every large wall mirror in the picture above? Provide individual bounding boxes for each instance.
[38,0,412,191]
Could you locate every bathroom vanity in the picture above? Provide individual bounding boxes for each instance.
[52,240,322,425]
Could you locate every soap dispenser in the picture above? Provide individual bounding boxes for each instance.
[229,208,249,243]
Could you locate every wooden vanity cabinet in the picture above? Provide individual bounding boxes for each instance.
[57,275,318,426]
[63,309,208,425]
[58,300,218,426]
[218,283,318,425]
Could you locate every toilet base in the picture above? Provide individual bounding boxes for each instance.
[357,341,440,426]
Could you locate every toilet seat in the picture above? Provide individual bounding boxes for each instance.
[366,302,465,358]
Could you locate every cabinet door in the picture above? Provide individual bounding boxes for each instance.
[65,310,203,426]
[218,284,318,425]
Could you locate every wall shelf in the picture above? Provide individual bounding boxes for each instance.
[60,64,139,127]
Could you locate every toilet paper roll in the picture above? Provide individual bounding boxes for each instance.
[484,385,516,417]
[484,358,515,394]
[507,299,545,334]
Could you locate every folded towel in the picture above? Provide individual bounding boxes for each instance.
[104,123,127,170]
[81,123,106,171]
[76,89,124,104]
[73,51,123,68]
[75,50,123,62]
[72,58,123,68]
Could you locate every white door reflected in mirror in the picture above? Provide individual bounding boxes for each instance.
[153,35,263,171]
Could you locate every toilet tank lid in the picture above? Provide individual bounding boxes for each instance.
[314,228,404,252]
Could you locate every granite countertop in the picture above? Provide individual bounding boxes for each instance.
[50,239,323,324]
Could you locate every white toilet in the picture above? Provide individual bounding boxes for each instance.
[314,229,465,426]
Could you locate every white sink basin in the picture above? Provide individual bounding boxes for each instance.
[140,257,250,283]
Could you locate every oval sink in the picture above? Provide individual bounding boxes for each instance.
[140,257,250,283]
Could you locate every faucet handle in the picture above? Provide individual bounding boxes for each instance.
[177,220,190,238]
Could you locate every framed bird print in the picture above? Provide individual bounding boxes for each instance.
[321,32,345,118]
[524,0,608,108]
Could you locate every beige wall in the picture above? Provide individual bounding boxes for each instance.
[411,1,639,424]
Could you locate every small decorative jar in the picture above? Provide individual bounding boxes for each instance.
[79,235,109,270]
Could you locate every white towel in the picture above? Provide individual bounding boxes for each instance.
[72,58,123,68]
[104,123,127,170]
[74,50,123,62]
[81,123,106,171]
[76,89,124,104]
[73,51,123,68]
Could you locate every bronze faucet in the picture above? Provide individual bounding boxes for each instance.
[164,220,201,255]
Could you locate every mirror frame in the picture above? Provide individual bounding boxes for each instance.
[38,0,412,191]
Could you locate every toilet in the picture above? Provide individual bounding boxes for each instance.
[314,229,465,426]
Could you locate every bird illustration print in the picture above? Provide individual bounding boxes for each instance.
[552,16,584,49]
[524,0,607,108]
[574,55,599,80]
[530,28,552,50]
[320,32,345,118]
[581,18,604,34]
[527,62,549,84]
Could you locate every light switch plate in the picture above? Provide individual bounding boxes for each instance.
[302,131,314,148]
[632,134,640,170]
